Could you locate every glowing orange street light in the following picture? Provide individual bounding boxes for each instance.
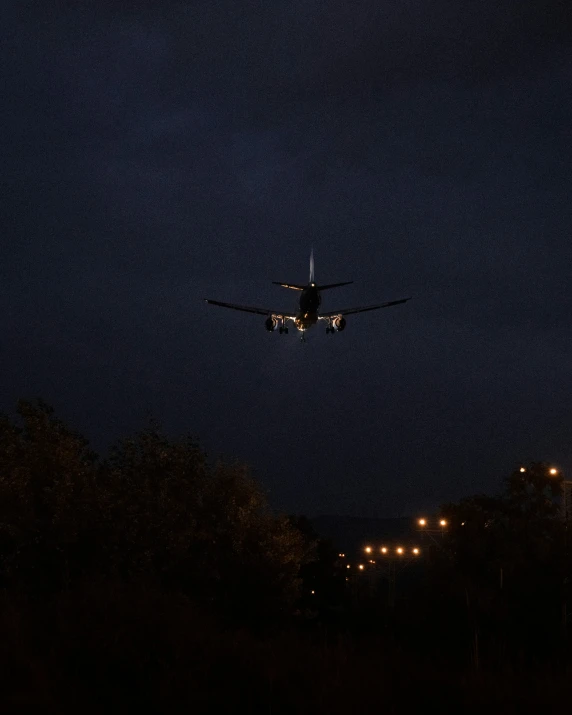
[396,547,404,555]
[381,547,388,554]
[346,564,350,569]
[311,590,315,595]
[365,546,372,554]
[439,519,447,527]
[520,467,526,473]
[550,467,559,476]
[418,518,427,527]
[412,548,420,555]
[358,564,365,570]
[339,553,345,558]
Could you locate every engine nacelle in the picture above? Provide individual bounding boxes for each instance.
[265,316,278,332]
[333,316,346,331]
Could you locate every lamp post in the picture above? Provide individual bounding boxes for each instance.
[415,516,449,548]
[544,466,572,632]
[524,464,572,635]
[361,545,422,608]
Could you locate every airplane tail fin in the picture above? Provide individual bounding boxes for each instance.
[272,249,351,290]
[272,248,315,290]
[308,248,352,289]
[309,247,315,284]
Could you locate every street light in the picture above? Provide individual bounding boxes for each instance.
[547,466,572,525]
[412,548,420,555]
[381,547,388,554]
[358,564,365,571]
[365,546,372,554]
[396,547,404,555]
[416,516,449,547]
[520,467,526,473]
[416,517,448,530]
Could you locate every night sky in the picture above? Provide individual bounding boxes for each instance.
[2,2,572,517]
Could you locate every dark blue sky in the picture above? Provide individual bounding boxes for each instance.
[2,2,571,517]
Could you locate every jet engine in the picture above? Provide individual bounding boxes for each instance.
[333,316,346,331]
[265,316,278,332]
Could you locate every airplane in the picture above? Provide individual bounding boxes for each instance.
[205,251,410,339]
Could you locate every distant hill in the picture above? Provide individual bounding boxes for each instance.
[311,515,419,557]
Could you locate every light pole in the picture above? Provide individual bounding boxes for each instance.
[361,545,422,608]
[525,464,572,634]
[519,464,572,523]
[545,466,572,632]
[415,517,449,548]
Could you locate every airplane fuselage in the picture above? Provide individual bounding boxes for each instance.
[295,284,321,331]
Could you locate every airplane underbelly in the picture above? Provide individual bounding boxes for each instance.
[295,313,318,331]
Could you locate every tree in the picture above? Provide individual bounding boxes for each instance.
[436,462,567,667]
[0,400,100,591]
[0,401,307,625]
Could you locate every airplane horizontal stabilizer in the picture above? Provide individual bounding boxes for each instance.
[272,282,305,290]
[317,281,353,290]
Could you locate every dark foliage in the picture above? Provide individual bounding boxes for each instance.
[0,400,306,624]
[0,403,570,711]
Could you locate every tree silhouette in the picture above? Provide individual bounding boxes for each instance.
[437,462,566,667]
[0,400,306,624]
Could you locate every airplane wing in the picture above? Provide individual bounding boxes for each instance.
[205,299,296,319]
[319,297,410,318]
